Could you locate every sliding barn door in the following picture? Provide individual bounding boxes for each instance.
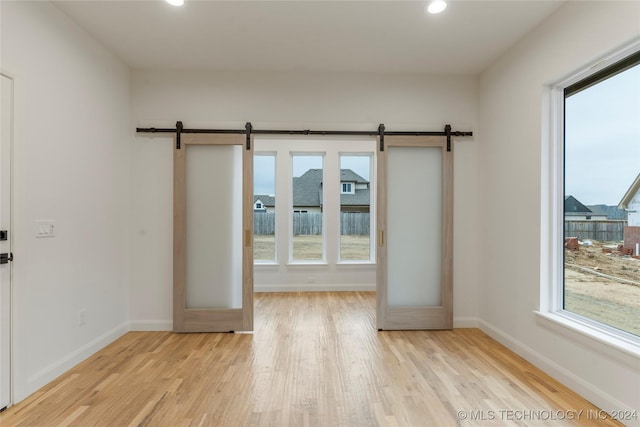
[174,134,253,332]
[376,136,453,330]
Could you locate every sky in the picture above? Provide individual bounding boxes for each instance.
[565,63,640,206]
[254,153,371,195]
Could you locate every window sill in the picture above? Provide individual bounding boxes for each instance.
[535,311,640,367]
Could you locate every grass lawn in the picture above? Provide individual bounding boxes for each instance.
[254,235,370,261]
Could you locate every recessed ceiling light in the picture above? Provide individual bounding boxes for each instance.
[426,0,447,14]
[166,0,184,6]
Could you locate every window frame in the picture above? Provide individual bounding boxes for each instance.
[538,42,640,357]
[341,182,353,194]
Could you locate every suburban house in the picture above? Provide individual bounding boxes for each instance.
[1,1,638,426]
[619,172,640,253]
[586,204,628,221]
[564,195,608,220]
[253,195,275,213]
[288,168,370,213]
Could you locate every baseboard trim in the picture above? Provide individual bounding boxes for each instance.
[453,317,480,328]
[129,320,173,331]
[25,321,129,397]
[478,319,639,427]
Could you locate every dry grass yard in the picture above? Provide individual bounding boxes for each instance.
[564,240,640,336]
[254,235,371,261]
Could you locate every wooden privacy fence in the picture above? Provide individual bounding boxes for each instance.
[254,212,370,235]
[564,220,626,241]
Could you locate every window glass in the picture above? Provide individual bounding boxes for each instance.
[254,154,276,262]
[563,57,640,336]
[292,155,324,261]
[340,155,372,261]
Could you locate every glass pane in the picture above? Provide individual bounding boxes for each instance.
[292,155,324,261]
[387,146,442,307]
[254,154,276,262]
[564,63,640,336]
[340,155,372,261]
[185,144,243,309]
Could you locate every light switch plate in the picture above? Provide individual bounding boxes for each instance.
[36,220,56,238]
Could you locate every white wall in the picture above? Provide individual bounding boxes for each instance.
[478,1,640,422]
[1,1,131,402]
[629,193,640,226]
[130,70,480,329]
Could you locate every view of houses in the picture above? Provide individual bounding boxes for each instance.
[253,168,371,214]
[565,171,640,254]
[253,167,371,241]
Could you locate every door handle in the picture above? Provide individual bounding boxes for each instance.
[0,253,13,264]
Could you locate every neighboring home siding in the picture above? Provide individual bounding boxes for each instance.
[254,195,275,213]
[628,195,640,226]
[618,173,640,226]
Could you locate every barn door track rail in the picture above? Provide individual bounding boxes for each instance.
[136,122,473,151]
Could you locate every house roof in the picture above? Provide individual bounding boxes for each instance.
[293,169,324,207]
[254,195,275,207]
[292,169,370,207]
[340,169,368,184]
[618,173,640,209]
[586,205,627,220]
[564,195,592,214]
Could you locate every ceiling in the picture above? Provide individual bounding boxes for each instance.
[53,0,564,75]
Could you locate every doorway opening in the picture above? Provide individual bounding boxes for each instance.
[252,137,377,293]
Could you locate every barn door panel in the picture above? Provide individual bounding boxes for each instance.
[376,136,453,330]
[174,134,253,332]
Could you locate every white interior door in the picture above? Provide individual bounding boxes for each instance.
[376,135,453,330]
[173,133,254,332]
[0,74,13,409]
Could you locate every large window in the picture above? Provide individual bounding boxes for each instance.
[562,50,640,337]
[253,139,375,270]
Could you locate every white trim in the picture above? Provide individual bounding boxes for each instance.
[0,72,14,410]
[26,322,128,395]
[541,40,640,346]
[535,311,640,367]
[479,319,640,427]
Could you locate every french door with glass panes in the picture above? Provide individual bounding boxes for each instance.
[376,135,453,330]
[173,134,254,332]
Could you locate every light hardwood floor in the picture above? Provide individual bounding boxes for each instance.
[0,292,622,426]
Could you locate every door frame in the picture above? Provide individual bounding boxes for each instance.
[1,72,15,409]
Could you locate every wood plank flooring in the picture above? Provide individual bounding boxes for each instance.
[0,292,622,426]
